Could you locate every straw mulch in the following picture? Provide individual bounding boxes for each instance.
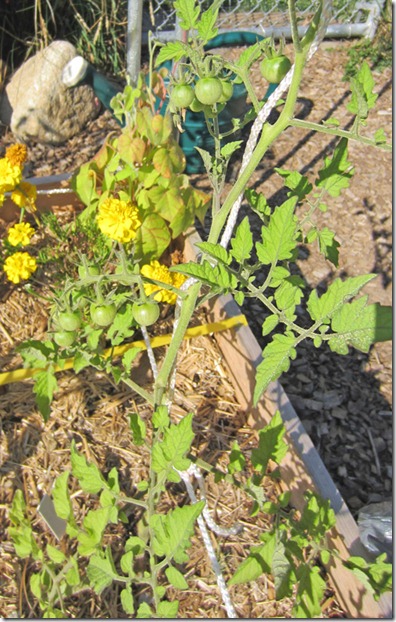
[0,275,345,618]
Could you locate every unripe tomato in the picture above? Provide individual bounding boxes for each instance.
[132,301,160,327]
[260,55,291,83]
[195,77,223,106]
[189,97,206,113]
[218,80,234,103]
[170,84,195,109]
[56,310,82,332]
[53,330,77,348]
[90,303,117,327]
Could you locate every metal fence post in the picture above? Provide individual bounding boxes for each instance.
[127,0,144,85]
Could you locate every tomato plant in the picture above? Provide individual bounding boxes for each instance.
[78,264,100,278]
[90,303,117,327]
[53,330,77,348]
[194,77,223,106]
[56,310,82,332]
[132,301,160,327]
[260,55,291,83]
[170,84,195,109]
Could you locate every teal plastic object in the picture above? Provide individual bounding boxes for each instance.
[158,31,278,173]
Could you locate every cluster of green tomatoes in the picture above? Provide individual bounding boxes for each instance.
[49,264,161,350]
[170,75,234,114]
[169,49,291,114]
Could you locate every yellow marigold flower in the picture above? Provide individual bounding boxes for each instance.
[6,143,28,168]
[11,181,37,211]
[0,157,22,194]
[141,260,187,304]
[7,222,35,247]
[3,251,37,284]
[96,196,141,244]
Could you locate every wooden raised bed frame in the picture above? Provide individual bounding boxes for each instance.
[2,177,392,618]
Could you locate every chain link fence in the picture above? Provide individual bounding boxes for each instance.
[142,0,385,42]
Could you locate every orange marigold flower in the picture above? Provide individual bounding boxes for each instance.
[6,143,28,168]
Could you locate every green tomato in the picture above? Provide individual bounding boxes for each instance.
[218,80,234,103]
[132,301,160,327]
[53,330,77,348]
[90,303,117,327]
[78,264,100,278]
[194,77,223,106]
[189,97,206,113]
[170,84,195,109]
[260,55,291,83]
[56,310,82,332]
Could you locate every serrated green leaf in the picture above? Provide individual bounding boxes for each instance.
[229,532,277,586]
[320,549,331,565]
[174,0,200,29]
[255,197,298,265]
[230,216,253,262]
[254,334,297,404]
[156,41,190,65]
[374,128,387,145]
[197,241,231,265]
[251,410,288,474]
[307,274,376,324]
[153,405,170,430]
[136,602,153,618]
[272,540,293,599]
[329,299,392,355]
[8,523,34,558]
[244,188,271,221]
[197,6,218,42]
[220,140,243,159]
[120,586,134,614]
[293,564,326,618]
[52,471,73,520]
[165,565,189,589]
[275,168,313,201]
[30,573,42,599]
[129,412,147,446]
[175,260,236,293]
[70,440,107,494]
[86,548,120,594]
[152,412,194,482]
[316,137,354,197]
[65,558,80,587]
[228,440,246,474]
[18,339,56,368]
[157,600,180,618]
[151,501,205,564]
[317,227,340,266]
[274,276,304,317]
[77,507,111,556]
[46,543,66,564]
[120,550,134,575]
[347,61,378,119]
[33,368,58,421]
[298,492,336,541]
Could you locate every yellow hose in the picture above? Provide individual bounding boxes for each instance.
[0,315,247,386]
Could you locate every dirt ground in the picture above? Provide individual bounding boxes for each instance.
[0,38,392,617]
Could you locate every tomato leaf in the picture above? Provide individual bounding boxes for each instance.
[196,6,218,43]
[329,299,393,355]
[255,196,299,265]
[254,334,297,404]
[150,501,205,564]
[316,137,354,197]
[307,274,376,324]
[251,410,288,474]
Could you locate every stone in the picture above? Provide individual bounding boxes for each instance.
[0,40,100,144]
